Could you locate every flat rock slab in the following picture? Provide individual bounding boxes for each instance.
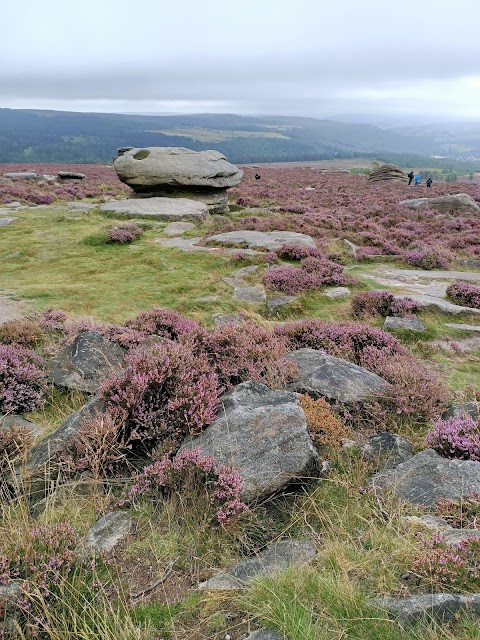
[67,202,96,211]
[360,432,413,469]
[0,296,26,324]
[383,316,426,331]
[223,276,248,287]
[3,172,37,179]
[398,293,480,316]
[212,313,245,328]
[84,511,132,554]
[179,381,318,501]
[443,401,479,420]
[400,193,480,213]
[99,197,210,223]
[154,237,259,255]
[232,265,259,278]
[372,449,480,506]
[285,348,388,404]
[205,230,316,251]
[198,540,316,590]
[445,322,480,332]
[434,336,480,352]
[48,332,126,393]
[163,221,196,235]
[234,286,266,304]
[324,287,351,299]
[267,296,298,314]
[0,217,18,227]
[370,593,480,625]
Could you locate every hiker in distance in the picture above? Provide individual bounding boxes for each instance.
[414,174,421,186]
[255,173,261,181]
[426,177,433,188]
[407,170,414,185]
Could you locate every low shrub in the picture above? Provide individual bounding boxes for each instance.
[0,318,44,347]
[276,243,323,260]
[404,245,451,269]
[119,448,248,527]
[434,493,480,529]
[107,223,143,244]
[0,422,33,473]
[38,308,68,331]
[299,395,353,448]
[446,281,480,309]
[125,307,199,341]
[0,343,46,413]
[425,413,480,461]
[263,265,317,294]
[351,290,419,318]
[300,257,344,285]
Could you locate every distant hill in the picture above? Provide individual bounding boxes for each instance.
[0,108,447,165]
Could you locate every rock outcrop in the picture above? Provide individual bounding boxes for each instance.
[178,381,318,501]
[368,164,407,184]
[204,230,317,251]
[99,197,210,223]
[113,147,243,214]
[400,193,480,213]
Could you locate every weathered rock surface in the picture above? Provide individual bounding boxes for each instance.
[212,313,245,328]
[0,217,18,227]
[198,540,317,590]
[372,449,480,506]
[399,293,480,316]
[234,286,266,304]
[443,400,479,421]
[179,381,318,501]
[324,286,351,299]
[383,316,426,332]
[163,221,196,235]
[434,336,480,353]
[400,193,480,213]
[0,414,42,437]
[0,296,26,324]
[84,511,132,554]
[48,332,125,393]
[57,171,86,180]
[445,322,480,333]
[361,432,413,468]
[2,172,37,180]
[267,296,298,314]
[67,202,96,211]
[368,164,407,183]
[232,265,259,278]
[401,514,451,531]
[205,230,316,251]
[285,348,388,404]
[246,631,284,640]
[143,188,229,214]
[99,197,210,223]
[370,593,480,625]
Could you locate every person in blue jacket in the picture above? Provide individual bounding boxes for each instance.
[414,174,421,186]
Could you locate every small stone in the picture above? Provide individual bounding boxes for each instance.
[267,296,298,314]
[400,515,451,531]
[163,221,196,235]
[212,313,245,328]
[223,277,246,288]
[84,511,132,554]
[0,414,42,437]
[233,286,266,304]
[232,265,259,278]
[324,287,351,299]
[0,217,18,227]
[361,432,413,468]
[369,594,464,625]
[443,401,479,421]
[245,630,284,640]
[383,316,426,331]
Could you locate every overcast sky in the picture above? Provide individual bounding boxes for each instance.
[2,0,480,123]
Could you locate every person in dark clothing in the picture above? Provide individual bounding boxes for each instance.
[407,170,414,186]
[426,178,433,188]
[255,173,261,181]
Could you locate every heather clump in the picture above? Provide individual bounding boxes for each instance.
[300,257,344,285]
[107,223,143,244]
[263,258,344,294]
[0,343,46,413]
[351,290,419,318]
[119,448,248,527]
[0,422,33,473]
[275,320,406,365]
[403,245,452,269]
[434,493,480,530]
[38,308,68,331]
[125,307,200,341]
[276,242,323,260]
[446,281,480,309]
[0,318,44,347]
[185,322,296,389]
[299,394,353,449]
[425,413,480,461]
[99,341,221,456]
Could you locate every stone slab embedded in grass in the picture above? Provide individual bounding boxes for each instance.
[204,230,317,250]
[397,293,480,316]
[246,631,284,640]
[99,197,210,222]
[212,313,245,328]
[267,296,298,314]
[372,449,480,506]
[163,221,196,235]
[360,432,413,469]
[370,593,480,625]
[179,381,318,501]
[67,202,96,211]
[198,540,317,590]
[433,336,480,352]
[443,401,479,420]
[285,348,388,404]
[232,265,259,278]
[383,316,426,331]
[234,286,266,304]
[445,323,480,332]
[84,511,132,554]
[0,217,18,227]
[324,287,351,299]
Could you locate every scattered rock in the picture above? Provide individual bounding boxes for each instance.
[324,287,351,299]
[267,296,299,314]
[84,511,132,554]
[48,332,126,393]
[372,449,480,506]
[2,172,37,180]
[198,540,317,590]
[179,381,319,501]
[361,432,413,468]
[400,193,480,213]
[343,239,359,257]
[99,197,210,223]
[0,296,26,324]
[445,322,480,333]
[0,177,13,186]
[368,164,407,184]
[0,217,18,227]
[234,286,266,304]
[443,401,479,421]
[441,528,480,546]
[369,593,478,625]
[401,514,451,531]
[163,221,196,235]
[285,348,388,404]
[232,265,259,278]
[457,258,480,269]
[205,230,317,251]
[399,293,480,316]
[67,202,95,211]
[223,277,247,288]
[0,414,42,437]
[5,202,21,208]
[383,316,426,331]
[212,313,245,328]
[57,171,86,180]
[155,236,218,252]
[433,336,480,352]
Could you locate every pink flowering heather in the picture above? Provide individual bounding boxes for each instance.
[276,243,323,260]
[425,414,480,461]
[263,265,318,294]
[125,307,200,341]
[38,308,68,331]
[108,223,143,244]
[300,257,344,285]
[352,290,419,318]
[0,423,33,472]
[446,281,480,309]
[0,343,46,413]
[404,245,452,269]
[275,320,406,365]
[119,448,248,526]
[100,341,221,454]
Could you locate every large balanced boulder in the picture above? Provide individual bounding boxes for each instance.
[368,164,407,184]
[178,381,318,501]
[99,197,210,222]
[285,348,388,404]
[400,193,480,213]
[48,332,126,393]
[372,448,480,506]
[113,147,243,214]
